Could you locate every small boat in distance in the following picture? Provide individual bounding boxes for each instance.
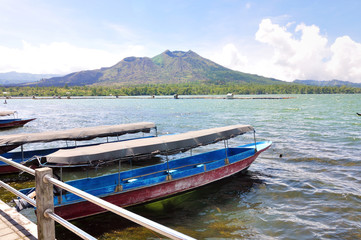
[17,124,272,220]
[0,111,35,130]
[357,113,361,116]
[0,122,157,174]
[226,93,234,99]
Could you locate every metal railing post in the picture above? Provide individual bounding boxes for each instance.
[35,167,55,240]
[0,156,195,240]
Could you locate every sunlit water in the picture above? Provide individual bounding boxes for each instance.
[0,94,360,239]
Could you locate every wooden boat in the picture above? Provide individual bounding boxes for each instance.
[0,122,156,174]
[17,124,271,220]
[0,111,35,130]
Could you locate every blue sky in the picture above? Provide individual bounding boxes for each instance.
[1,0,361,83]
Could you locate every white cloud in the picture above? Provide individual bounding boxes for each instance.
[212,44,248,69]
[2,18,361,84]
[254,19,330,81]
[0,41,145,74]
[215,18,361,83]
[326,36,361,82]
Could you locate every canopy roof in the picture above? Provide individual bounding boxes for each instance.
[0,111,16,117]
[0,122,156,146]
[45,124,254,165]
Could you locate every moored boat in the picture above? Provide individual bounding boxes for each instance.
[0,111,35,130]
[17,124,271,220]
[0,122,157,174]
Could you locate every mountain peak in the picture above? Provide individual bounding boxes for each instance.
[159,50,196,58]
[123,56,137,62]
[294,79,361,87]
[28,50,280,86]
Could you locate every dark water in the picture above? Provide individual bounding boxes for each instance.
[0,94,360,239]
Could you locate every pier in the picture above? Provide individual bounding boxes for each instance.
[0,199,37,240]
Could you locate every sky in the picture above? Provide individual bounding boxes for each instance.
[1,0,361,83]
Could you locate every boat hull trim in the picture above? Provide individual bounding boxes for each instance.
[20,141,271,220]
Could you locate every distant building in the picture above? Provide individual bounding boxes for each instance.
[226,93,234,99]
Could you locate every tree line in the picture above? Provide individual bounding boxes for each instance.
[1,83,360,97]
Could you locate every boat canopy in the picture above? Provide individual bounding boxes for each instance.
[0,122,156,146]
[0,111,17,117]
[45,124,254,165]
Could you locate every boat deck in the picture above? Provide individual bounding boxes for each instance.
[0,200,37,240]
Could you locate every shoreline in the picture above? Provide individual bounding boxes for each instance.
[1,95,296,100]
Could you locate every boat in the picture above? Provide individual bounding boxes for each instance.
[357,113,361,116]
[226,93,234,99]
[0,122,156,174]
[0,111,36,129]
[17,124,272,220]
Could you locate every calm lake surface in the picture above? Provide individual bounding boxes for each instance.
[1,94,360,239]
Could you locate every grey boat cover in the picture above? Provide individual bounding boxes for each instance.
[0,122,156,146]
[0,111,16,117]
[45,124,254,165]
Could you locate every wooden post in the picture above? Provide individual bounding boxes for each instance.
[35,167,55,240]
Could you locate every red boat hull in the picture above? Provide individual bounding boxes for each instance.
[0,118,36,129]
[55,147,269,220]
[0,164,20,174]
[0,118,36,174]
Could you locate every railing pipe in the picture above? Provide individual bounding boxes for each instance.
[0,180,95,240]
[45,175,196,240]
[0,156,195,240]
[46,210,96,240]
[0,156,35,175]
[0,180,36,207]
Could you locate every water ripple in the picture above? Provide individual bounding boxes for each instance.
[1,94,360,239]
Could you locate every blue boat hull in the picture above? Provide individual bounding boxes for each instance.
[0,118,35,129]
[0,136,155,174]
[19,141,271,220]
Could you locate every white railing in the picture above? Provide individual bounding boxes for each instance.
[0,156,195,240]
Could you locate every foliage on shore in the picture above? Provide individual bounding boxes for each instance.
[1,83,360,97]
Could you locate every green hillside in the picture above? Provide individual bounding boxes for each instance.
[30,50,283,87]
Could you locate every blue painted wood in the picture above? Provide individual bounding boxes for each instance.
[20,141,271,208]
[0,119,22,124]
[0,148,60,166]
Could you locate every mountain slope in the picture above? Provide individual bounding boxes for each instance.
[30,50,283,87]
[294,79,361,88]
[0,71,60,85]
[33,70,103,86]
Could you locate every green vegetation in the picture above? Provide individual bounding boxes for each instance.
[29,50,283,87]
[1,83,360,97]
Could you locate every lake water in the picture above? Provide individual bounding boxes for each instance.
[1,94,360,239]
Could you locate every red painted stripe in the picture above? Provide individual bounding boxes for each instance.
[0,165,20,174]
[0,118,35,129]
[55,147,269,220]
